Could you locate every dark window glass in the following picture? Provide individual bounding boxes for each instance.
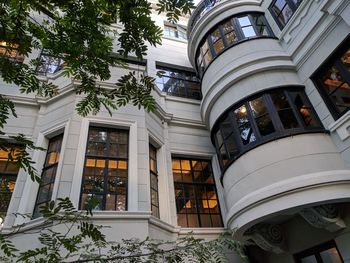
[80,127,128,211]
[0,146,21,221]
[196,13,273,76]
[156,66,201,100]
[313,40,350,119]
[149,144,159,218]
[213,87,323,170]
[294,240,343,263]
[270,0,303,29]
[32,135,63,218]
[234,105,256,145]
[0,41,24,63]
[172,158,223,228]
[36,50,64,75]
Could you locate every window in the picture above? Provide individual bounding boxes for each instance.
[156,65,202,100]
[312,37,350,120]
[0,146,21,221]
[36,50,64,75]
[269,0,303,29]
[0,41,24,63]
[163,24,187,40]
[173,158,223,228]
[80,127,128,211]
[32,135,63,218]
[149,144,159,218]
[196,13,273,75]
[294,240,343,263]
[212,87,323,170]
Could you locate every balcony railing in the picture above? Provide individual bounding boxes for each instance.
[187,0,225,36]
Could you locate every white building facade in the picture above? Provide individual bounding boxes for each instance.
[0,0,350,262]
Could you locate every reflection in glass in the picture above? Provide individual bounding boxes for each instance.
[250,97,275,136]
[320,248,342,263]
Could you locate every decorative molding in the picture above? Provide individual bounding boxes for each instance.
[299,204,346,232]
[328,110,350,141]
[244,223,286,254]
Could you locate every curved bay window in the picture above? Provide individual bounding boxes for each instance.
[80,127,128,211]
[312,37,350,120]
[212,87,324,170]
[173,158,223,228]
[196,13,274,76]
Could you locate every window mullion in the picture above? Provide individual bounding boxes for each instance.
[264,93,284,133]
[232,17,244,40]
[285,90,305,129]
[246,102,262,141]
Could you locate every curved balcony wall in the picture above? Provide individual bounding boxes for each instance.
[222,133,350,239]
[187,0,264,67]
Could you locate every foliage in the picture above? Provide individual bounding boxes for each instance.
[0,198,246,263]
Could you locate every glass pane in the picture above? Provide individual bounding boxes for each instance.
[187,214,199,227]
[225,31,238,45]
[213,39,225,55]
[211,214,223,227]
[250,97,275,136]
[320,248,342,263]
[105,194,116,210]
[292,92,319,127]
[238,16,251,27]
[271,91,300,129]
[242,26,256,37]
[234,105,256,144]
[177,214,187,227]
[278,5,294,26]
[116,195,126,211]
[300,255,317,263]
[200,214,212,227]
[210,29,221,42]
[322,66,345,94]
[341,47,350,72]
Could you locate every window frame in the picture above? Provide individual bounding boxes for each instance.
[35,49,64,76]
[32,134,63,219]
[294,240,343,263]
[196,12,275,76]
[311,36,350,120]
[0,145,22,219]
[79,126,129,212]
[269,0,303,30]
[172,157,223,228]
[149,144,159,218]
[163,23,187,40]
[155,64,202,100]
[212,87,324,171]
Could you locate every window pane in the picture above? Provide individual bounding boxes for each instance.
[320,248,342,263]
[271,91,300,129]
[250,97,275,136]
[213,39,225,54]
[238,16,251,27]
[300,256,317,263]
[234,105,256,144]
[341,47,350,72]
[242,26,256,37]
[291,92,319,127]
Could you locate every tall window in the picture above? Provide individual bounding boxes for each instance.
[173,158,223,228]
[0,146,21,221]
[156,66,201,100]
[149,144,159,218]
[269,0,303,29]
[36,50,64,75]
[312,37,350,120]
[80,127,128,211]
[163,24,187,40]
[32,135,63,218]
[213,87,323,170]
[294,240,343,263]
[0,41,24,63]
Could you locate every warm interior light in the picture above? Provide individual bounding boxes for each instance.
[240,106,247,113]
[202,199,217,209]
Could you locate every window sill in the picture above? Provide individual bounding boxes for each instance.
[328,110,350,141]
[162,36,188,44]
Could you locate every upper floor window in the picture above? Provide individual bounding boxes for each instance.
[163,23,187,40]
[212,87,323,170]
[294,240,343,263]
[0,41,24,64]
[172,158,223,228]
[0,146,21,222]
[196,13,274,76]
[36,50,64,75]
[149,144,159,218]
[156,65,202,100]
[312,37,350,120]
[32,135,63,218]
[269,0,303,29]
[80,127,128,211]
